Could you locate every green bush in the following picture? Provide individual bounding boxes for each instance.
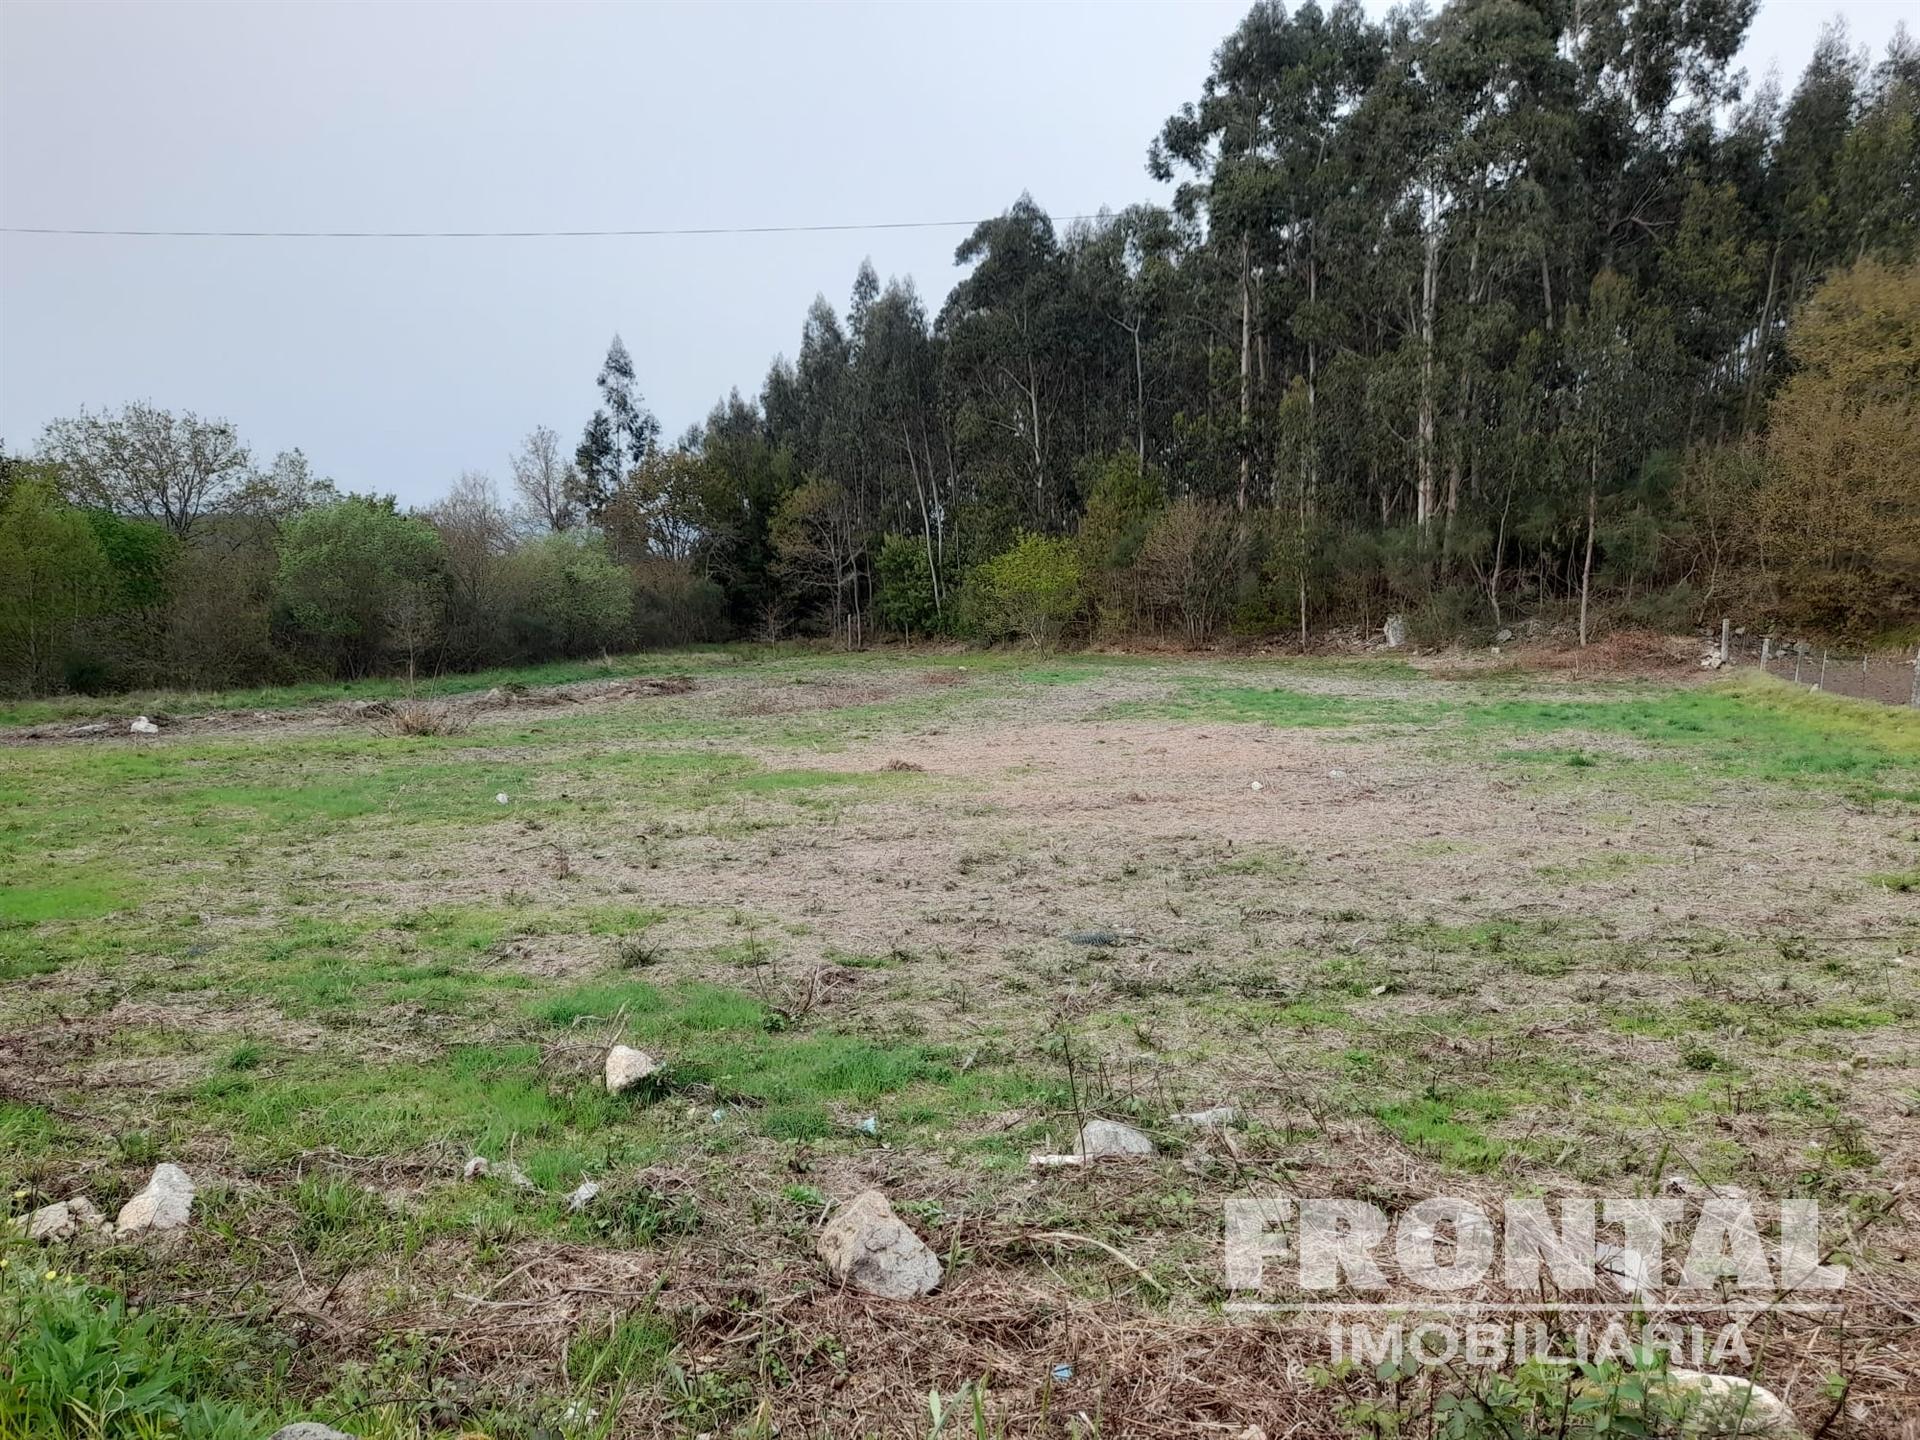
[966,533,1083,646]
[503,532,632,658]
[274,498,447,677]
[873,534,943,637]
[631,557,729,648]
[0,1269,266,1439]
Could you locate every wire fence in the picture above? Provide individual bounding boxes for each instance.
[1706,621,1920,708]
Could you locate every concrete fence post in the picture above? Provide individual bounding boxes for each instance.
[1761,636,1772,666]
[1720,618,1731,664]
[1910,646,1920,709]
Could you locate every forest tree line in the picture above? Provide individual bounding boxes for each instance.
[3,0,1917,697]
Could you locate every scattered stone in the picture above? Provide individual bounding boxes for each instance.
[114,1163,194,1237]
[130,715,159,735]
[816,1189,942,1299]
[1249,779,1264,792]
[565,1180,600,1213]
[496,1159,535,1190]
[604,1044,661,1094]
[1655,1370,1803,1437]
[1075,1118,1156,1158]
[267,1424,359,1440]
[1495,628,1514,644]
[1171,1106,1238,1129]
[18,1197,109,1243]
[1327,768,1347,780]
[1383,614,1408,648]
[463,1154,533,1188]
[494,792,510,805]
[1027,1152,1087,1168]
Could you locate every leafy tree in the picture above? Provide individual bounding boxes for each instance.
[873,533,941,637]
[274,499,447,677]
[504,533,632,657]
[968,533,1082,646]
[0,480,110,692]
[1754,258,1920,637]
[510,425,580,533]
[574,336,661,521]
[40,403,253,535]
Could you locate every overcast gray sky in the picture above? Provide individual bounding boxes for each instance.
[1,0,1908,507]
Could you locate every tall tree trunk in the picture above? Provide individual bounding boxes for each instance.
[1025,356,1046,517]
[1132,318,1146,473]
[1743,240,1784,433]
[1238,232,1253,513]
[1306,247,1318,519]
[1578,462,1597,647]
[1417,213,1440,541]
[902,424,941,616]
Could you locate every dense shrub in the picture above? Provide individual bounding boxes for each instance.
[873,533,943,637]
[967,533,1083,646]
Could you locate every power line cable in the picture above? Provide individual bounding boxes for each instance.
[0,214,1111,240]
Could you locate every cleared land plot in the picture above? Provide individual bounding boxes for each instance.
[2,650,1917,1436]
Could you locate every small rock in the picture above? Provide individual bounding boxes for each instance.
[114,1163,194,1237]
[1171,1106,1238,1129]
[1655,1370,1803,1437]
[1076,1119,1156,1158]
[494,792,510,805]
[1327,768,1346,780]
[130,715,159,735]
[1495,628,1514,644]
[268,1425,359,1440]
[604,1044,661,1094]
[462,1155,490,1181]
[18,1197,107,1243]
[817,1189,942,1299]
[496,1159,535,1190]
[565,1180,600,1213]
[1383,614,1408,648]
[1249,779,1264,792]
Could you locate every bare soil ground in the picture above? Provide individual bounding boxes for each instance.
[2,648,1916,1438]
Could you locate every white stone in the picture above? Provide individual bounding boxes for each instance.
[268,1425,359,1440]
[462,1155,490,1181]
[1171,1106,1238,1129]
[130,716,159,735]
[1657,1370,1803,1437]
[817,1189,941,1299]
[19,1199,106,1242]
[565,1180,600,1213]
[604,1044,661,1094]
[1383,615,1408,648]
[114,1163,194,1237]
[1075,1118,1156,1158]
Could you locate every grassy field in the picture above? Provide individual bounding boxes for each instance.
[1,648,1916,1437]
